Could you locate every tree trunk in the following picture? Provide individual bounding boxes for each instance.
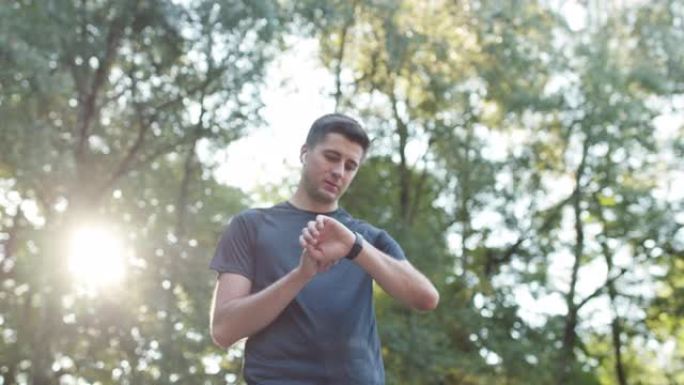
[558,135,590,385]
[390,91,411,223]
[596,194,628,385]
[610,314,628,385]
[332,3,356,111]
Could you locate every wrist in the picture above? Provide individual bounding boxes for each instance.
[292,263,316,282]
[344,231,364,260]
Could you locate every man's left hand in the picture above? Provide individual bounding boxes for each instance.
[298,215,356,265]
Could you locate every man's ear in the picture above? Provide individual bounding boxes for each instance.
[300,145,308,163]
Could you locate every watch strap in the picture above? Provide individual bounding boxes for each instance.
[345,232,364,260]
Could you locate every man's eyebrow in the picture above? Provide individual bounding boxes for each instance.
[322,149,341,156]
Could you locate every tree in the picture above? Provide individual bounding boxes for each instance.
[0,0,284,383]
[299,0,684,384]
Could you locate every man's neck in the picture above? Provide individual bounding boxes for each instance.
[289,189,338,214]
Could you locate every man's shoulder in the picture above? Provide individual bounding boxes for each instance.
[336,209,389,241]
[230,207,261,222]
[231,202,295,223]
[337,210,406,260]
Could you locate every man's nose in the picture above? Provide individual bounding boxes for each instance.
[330,162,344,178]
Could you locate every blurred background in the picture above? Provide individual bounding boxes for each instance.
[1,0,683,384]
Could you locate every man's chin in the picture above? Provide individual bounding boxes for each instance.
[313,190,339,204]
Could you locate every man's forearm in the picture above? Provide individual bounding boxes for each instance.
[211,267,312,348]
[354,242,439,311]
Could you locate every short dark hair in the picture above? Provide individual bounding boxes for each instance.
[305,113,370,153]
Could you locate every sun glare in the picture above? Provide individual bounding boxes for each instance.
[68,226,126,291]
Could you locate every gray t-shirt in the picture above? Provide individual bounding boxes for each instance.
[210,202,406,385]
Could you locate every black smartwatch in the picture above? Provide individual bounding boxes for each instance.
[345,232,364,260]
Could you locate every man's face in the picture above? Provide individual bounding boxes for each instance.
[300,133,365,205]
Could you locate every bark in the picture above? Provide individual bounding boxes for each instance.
[0,208,25,385]
[0,206,24,281]
[557,134,591,385]
[390,89,411,224]
[459,122,474,272]
[332,4,356,111]
[610,313,628,385]
[2,365,16,385]
[30,3,141,382]
[74,3,131,164]
[594,193,628,385]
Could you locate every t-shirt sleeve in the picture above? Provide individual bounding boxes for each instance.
[209,213,256,280]
[372,230,407,261]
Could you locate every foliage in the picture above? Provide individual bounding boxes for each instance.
[305,0,684,384]
[1,0,683,385]
[0,0,284,384]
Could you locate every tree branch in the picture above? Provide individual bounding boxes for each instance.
[74,8,129,163]
[576,268,628,311]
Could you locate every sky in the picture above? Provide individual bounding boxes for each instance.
[211,37,336,196]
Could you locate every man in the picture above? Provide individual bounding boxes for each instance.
[209,113,439,384]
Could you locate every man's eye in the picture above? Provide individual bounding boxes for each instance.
[345,163,357,171]
[325,154,339,161]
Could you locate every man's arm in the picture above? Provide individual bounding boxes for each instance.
[210,252,328,348]
[300,215,440,311]
[354,242,439,311]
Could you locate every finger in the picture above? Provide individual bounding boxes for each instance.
[307,220,320,238]
[312,217,326,235]
[301,228,317,245]
[307,245,325,261]
[316,215,327,229]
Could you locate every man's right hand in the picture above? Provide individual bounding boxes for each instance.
[297,250,335,279]
[211,250,330,349]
